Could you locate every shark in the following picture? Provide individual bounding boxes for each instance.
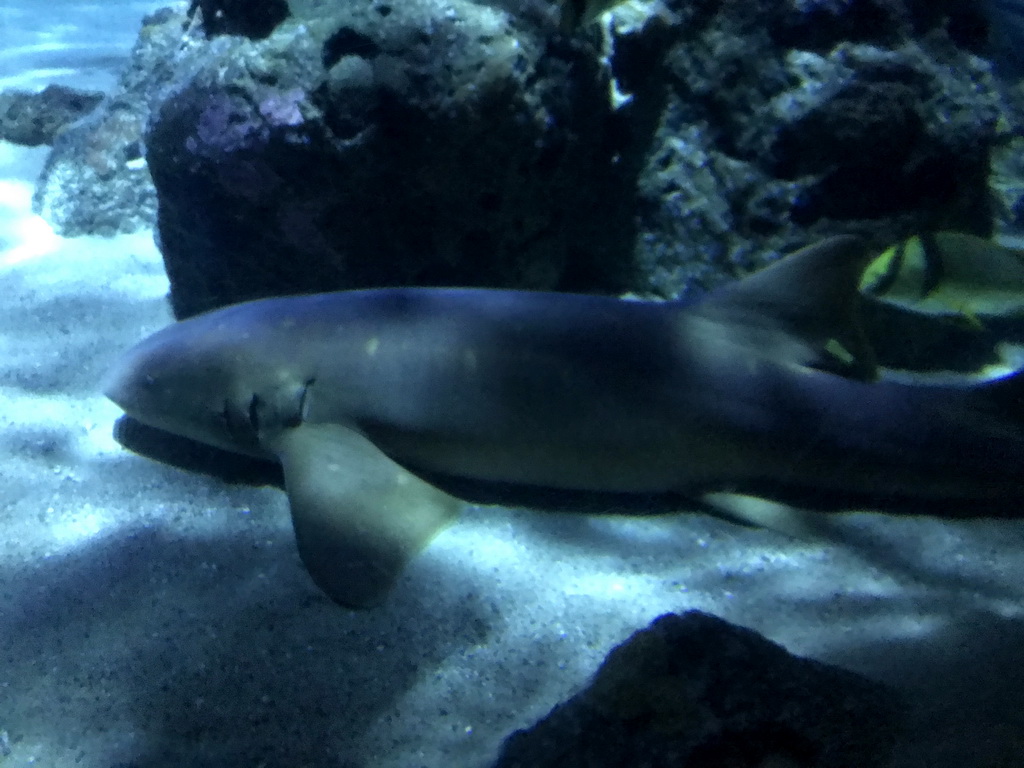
[103,235,1024,608]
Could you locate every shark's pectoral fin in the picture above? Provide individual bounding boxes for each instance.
[264,424,462,608]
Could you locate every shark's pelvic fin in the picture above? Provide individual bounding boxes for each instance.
[700,491,826,540]
[693,235,878,380]
[265,424,462,608]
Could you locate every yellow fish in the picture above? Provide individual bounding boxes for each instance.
[859,231,1024,324]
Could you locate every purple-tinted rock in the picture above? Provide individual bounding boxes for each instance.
[147,0,633,318]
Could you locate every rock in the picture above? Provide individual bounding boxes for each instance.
[493,611,902,768]
[34,0,1024,307]
[187,0,290,39]
[617,0,1006,298]
[32,7,187,237]
[146,0,631,318]
[0,85,103,146]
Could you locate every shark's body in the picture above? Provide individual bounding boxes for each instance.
[104,237,1024,607]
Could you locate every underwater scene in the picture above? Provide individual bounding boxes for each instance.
[5,0,1024,765]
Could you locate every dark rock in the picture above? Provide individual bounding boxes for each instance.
[622,0,1007,299]
[147,1,635,318]
[0,84,103,146]
[187,0,290,40]
[494,611,902,768]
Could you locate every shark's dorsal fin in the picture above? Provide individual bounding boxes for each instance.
[693,235,878,380]
[265,424,462,608]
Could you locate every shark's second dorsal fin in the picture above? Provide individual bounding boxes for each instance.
[693,235,878,380]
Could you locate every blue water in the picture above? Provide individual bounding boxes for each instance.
[0,0,163,91]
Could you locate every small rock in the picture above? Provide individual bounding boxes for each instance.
[0,84,103,146]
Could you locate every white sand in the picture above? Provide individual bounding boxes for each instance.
[2,4,1024,767]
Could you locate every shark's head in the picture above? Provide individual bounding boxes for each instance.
[103,308,288,459]
[104,297,461,609]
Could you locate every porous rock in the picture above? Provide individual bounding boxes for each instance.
[32,7,188,237]
[144,0,632,318]
[617,0,1008,298]
[0,85,103,146]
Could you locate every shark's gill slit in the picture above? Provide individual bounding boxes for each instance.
[298,378,315,425]
[248,393,262,432]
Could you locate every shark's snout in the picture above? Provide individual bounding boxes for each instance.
[101,357,136,412]
[101,336,166,420]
